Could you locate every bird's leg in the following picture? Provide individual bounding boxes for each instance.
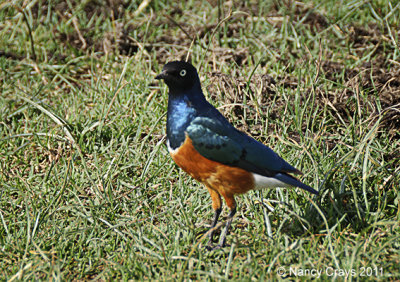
[206,186,222,247]
[218,206,236,248]
[208,207,222,241]
[209,192,236,249]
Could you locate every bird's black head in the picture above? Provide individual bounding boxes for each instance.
[156,61,200,94]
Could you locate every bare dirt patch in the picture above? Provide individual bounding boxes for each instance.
[320,58,400,138]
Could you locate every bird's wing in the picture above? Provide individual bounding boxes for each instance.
[186,117,299,176]
[185,117,243,164]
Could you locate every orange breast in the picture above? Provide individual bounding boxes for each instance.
[170,135,255,195]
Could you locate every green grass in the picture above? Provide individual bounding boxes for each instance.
[1,0,399,280]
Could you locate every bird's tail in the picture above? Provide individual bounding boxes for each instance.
[275,173,319,195]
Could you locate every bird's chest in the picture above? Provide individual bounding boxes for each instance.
[168,135,217,182]
[167,97,197,149]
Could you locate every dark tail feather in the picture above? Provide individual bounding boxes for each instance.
[275,173,319,195]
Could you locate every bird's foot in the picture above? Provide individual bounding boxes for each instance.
[205,243,226,251]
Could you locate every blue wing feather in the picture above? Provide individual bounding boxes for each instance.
[186,117,299,176]
[187,121,242,164]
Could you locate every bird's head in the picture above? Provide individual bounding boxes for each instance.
[156,61,200,94]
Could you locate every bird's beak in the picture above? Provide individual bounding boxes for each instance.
[155,70,167,80]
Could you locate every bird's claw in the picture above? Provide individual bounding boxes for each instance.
[205,243,225,251]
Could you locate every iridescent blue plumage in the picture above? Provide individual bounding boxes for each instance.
[166,94,197,149]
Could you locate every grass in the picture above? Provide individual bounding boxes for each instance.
[1,0,399,280]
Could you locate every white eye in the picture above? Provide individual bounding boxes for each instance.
[180,69,187,77]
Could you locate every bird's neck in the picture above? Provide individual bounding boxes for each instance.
[166,88,206,149]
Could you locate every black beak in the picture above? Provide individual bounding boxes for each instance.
[155,70,167,80]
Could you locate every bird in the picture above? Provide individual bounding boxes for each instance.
[156,61,318,249]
